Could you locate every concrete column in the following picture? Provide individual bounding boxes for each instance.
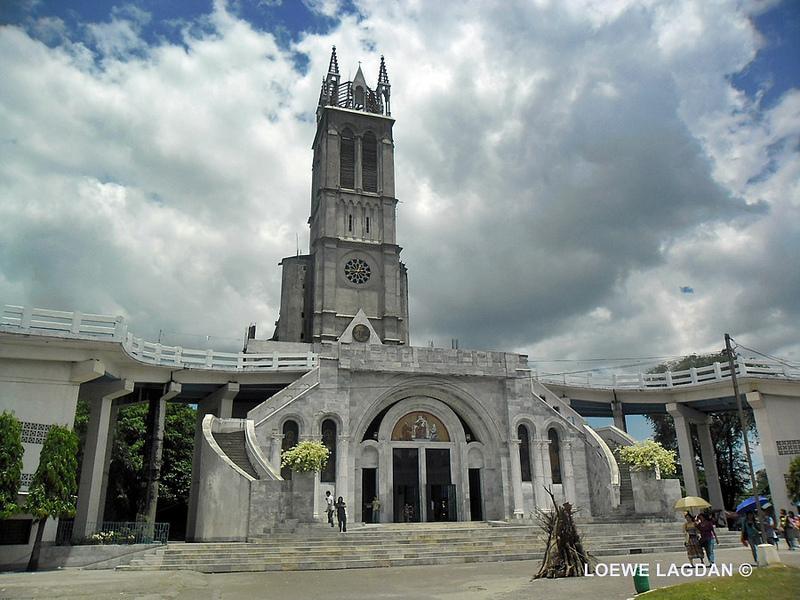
[562,438,577,505]
[143,382,180,535]
[186,382,238,541]
[671,413,700,497]
[747,392,792,514]
[419,447,428,522]
[611,398,627,433]
[508,439,525,518]
[696,421,725,511]
[74,379,134,540]
[97,402,120,519]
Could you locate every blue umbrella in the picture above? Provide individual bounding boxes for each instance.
[735,496,769,513]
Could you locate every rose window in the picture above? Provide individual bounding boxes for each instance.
[344,258,371,284]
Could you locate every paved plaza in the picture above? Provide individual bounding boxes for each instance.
[2,546,799,600]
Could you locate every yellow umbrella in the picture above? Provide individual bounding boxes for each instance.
[674,496,711,511]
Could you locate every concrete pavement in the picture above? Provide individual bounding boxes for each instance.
[1,546,798,599]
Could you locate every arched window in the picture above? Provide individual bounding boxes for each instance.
[321,419,337,483]
[362,132,378,192]
[340,128,355,189]
[281,420,299,480]
[518,424,532,482]
[548,428,562,484]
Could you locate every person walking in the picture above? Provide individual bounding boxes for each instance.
[325,490,335,527]
[740,511,762,563]
[683,512,704,566]
[371,496,381,523]
[696,513,719,565]
[789,512,800,550]
[335,496,347,533]
[763,510,779,548]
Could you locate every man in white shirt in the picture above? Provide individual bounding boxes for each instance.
[325,491,335,527]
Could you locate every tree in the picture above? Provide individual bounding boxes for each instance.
[25,425,79,571]
[617,440,676,477]
[646,352,757,509]
[281,440,330,473]
[786,457,800,505]
[74,400,196,538]
[0,411,24,518]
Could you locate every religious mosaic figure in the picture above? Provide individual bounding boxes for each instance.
[413,415,429,440]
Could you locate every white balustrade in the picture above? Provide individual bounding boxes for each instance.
[1,304,318,373]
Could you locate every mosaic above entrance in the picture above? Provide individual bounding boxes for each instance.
[392,412,450,442]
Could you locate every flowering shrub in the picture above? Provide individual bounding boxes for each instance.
[618,440,676,477]
[88,529,136,545]
[281,440,329,473]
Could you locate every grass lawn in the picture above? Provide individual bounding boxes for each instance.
[644,565,800,599]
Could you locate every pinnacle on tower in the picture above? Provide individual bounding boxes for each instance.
[378,55,390,86]
[328,46,340,75]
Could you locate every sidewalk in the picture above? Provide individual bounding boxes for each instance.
[1,546,798,599]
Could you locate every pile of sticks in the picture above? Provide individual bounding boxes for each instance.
[533,489,595,579]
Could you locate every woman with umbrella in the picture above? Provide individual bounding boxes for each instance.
[674,496,711,567]
[740,511,762,563]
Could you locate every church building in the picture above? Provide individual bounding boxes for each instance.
[188,49,622,539]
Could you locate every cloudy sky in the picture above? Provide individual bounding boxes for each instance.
[1,0,798,386]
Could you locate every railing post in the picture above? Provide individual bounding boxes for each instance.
[272,351,280,370]
[738,357,748,376]
[237,354,244,369]
[114,316,127,341]
[307,351,314,368]
[154,343,162,365]
[638,372,645,387]
[205,349,214,368]
[690,367,698,384]
[713,362,722,380]
[665,371,673,388]
[71,311,82,334]
[174,347,183,366]
[21,305,32,329]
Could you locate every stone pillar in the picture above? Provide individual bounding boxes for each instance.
[562,438,577,505]
[532,438,548,510]
[336,435,351,515]
[671,412,700,497]
[611,398,627,433]
[696,421,725,511]
[186,383,238,541]
[508,439,525,518]
[143,382,180,536]
[74,379,134,540]
[271,432,284,471]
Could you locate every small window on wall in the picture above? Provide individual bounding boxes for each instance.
[365,217,370,234]
[281,420,299,480]
[321,419,337,483]
[340,129,355,189]
[348,214,353,232]
[362,132,378,192]
[548,428,562,484]
[518,425,532,482]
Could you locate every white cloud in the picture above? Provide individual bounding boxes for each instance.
[0,0,797,364]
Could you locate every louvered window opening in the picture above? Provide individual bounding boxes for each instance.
[340,131,355,189]
[362,133,378,192]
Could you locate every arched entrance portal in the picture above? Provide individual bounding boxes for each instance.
[363,396,486,523]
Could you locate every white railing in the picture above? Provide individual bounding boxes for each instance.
[533,357,800,389]
[1,304,317,372]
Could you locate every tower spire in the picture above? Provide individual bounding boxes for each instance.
[328,45,340,75]
[377,55,391,116]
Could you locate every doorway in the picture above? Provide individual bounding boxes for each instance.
[425,448,455,522]
[362,468,377,523]
[393,448,420,522]
[468,468,483,521]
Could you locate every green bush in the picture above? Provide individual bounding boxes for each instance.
[788,456,800,504]
[0,411,24,518]
[281,440,329,473]
[618,439,677,477]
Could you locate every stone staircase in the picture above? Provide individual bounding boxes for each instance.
[116,520,743,573]
[211,430,258,478]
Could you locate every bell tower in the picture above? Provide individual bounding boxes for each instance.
[274,48,409,345]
